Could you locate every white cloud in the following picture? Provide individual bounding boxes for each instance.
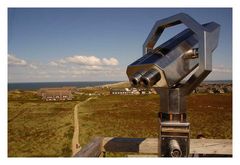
[8,54,38,70]
[58,59,67,64]
[9,54,123,82]
[57,64,123,77]
[102,57,119,65]
[29,64,38,69]
[50,55,119,67]
[49,61,59,66]
[8,54,27,66]
[213,66,232,73]
[65,55,102,66]
[49,60,67,67]
[85,65,104,71]
[58,70,68,74]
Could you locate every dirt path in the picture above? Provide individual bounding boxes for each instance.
[72,97,95,156]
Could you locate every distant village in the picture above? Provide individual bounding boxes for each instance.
[37,87,76,101]
[193,83,232,94]
[37,83,232,101]
[110,87,155,95]
[109,83,232,95]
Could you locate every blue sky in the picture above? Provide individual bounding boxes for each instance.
[8,8,232,82]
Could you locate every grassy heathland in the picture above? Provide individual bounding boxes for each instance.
[8,90,89,157]
[8,87,232,157]
[78,94,232,148]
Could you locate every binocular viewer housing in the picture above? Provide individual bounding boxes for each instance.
[126,13,220,157]
[126,13,220,90]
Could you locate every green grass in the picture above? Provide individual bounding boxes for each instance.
[8,90,89,157]
[8,88,232,157]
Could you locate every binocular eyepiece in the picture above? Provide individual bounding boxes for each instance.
[130,69,161,87]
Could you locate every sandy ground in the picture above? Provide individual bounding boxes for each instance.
[71,97,95,156]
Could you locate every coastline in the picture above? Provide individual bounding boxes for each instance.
[8,80,232,92]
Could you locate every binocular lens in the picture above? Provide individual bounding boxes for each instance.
[130,69,161,87]
[141,69,161,87]
[131,78,139,86]
[142,78,150,86]
[130,71,145,86]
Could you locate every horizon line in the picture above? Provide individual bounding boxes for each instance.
[8,79,232,84]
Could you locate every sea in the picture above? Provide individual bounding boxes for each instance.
[8,80,232,91]
[203,80,232,84]
[8,81,121,91]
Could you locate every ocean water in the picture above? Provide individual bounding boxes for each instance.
[8,80,231,91]
[203,80,232,84]
[8,81,121,91]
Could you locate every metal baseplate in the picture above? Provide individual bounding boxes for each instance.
[159,122,190,157]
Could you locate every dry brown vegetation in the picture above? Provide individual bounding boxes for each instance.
[8,90,89,157]
[8,86,232,157]
[78,93,232,149]
[188,94,232,138]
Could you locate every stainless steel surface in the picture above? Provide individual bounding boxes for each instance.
[126,13,220,157]
[127,13,220,91]
[140,69,161,87]
[159,122,190,157]
[161,122,190,127]
[183,48,199,59]
[159,88,186,114]
[127,27,199,88]
[169,139,182,157]
[130,70,147,86]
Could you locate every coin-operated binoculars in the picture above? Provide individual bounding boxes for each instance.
[126,13,220,157]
